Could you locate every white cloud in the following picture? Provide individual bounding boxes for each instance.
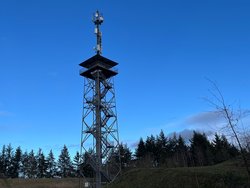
[120,110,250,149]
[166,109,250,143]
[168,129,214,142]
[160,111,224,135]
[168,129,194,140]
[184,111,224,127]
[124,140,139,149]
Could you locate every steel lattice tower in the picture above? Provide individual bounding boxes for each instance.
[79,11,121,188]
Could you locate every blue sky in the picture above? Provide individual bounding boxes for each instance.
[1,0,250,157]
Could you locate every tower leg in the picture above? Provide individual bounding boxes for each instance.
[95,70,102,188]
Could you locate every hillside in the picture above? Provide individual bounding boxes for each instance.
[108,158,250,188]
[0,158,249,188]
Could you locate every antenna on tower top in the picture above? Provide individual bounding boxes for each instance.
[93,10,104,55]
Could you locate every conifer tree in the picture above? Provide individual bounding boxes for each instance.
[37,148,47,178]
[46,150,57,178]
[0,145,6,176]
[145,135,157,166]
[28,150,37,178]
[165,134,178,167]
[156,130,167,166]
[5,144,14,177]
[119,144,132,169]
[58,145,73,177]
[12,146,22,178]
[80,151,94,178]
[20,151,29,178]
[190,132,213,166]
[73,151,80,177]
[213,134,229,163]
[135,138,146,160]
[175,135,188,167]
[166,134,178,156]
[145,135,156,155]
[212,134,239,163]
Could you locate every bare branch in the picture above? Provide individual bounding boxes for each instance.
[205,79,250,177]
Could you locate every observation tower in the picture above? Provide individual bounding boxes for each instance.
[79,11,120,188]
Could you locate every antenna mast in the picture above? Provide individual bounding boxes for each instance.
[93,10,103,54]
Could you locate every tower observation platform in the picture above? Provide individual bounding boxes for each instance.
[80,54,118,79]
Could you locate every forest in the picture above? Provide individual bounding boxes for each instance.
[0,130,242,179]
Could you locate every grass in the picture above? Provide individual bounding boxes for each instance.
[1,157,249,188]
[107,157,250,188]
[0,178,80,188]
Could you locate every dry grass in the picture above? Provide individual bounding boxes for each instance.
[0,178,80,188]
[1,157,249,188]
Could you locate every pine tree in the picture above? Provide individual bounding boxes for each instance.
[5,144,14,177]
[81,151,94,178]
[164,134,178,167]
[58,145,73,177]
[228,144,240,157]
[73,151,80,177]
[12,146,22,178]
[145,135,156,154]
[135,138,146,160]
[120,144,132,169]
[20,151,29,178]
[157,130,167,147]
[166,134,178,156]
[0,145,6,176]
[28,150,37,178]
[213,134,228,163]
[221,135,239,157]
[212,134,239,164]
[190,131,213,166]
[175,135,188,167]
[36,148,47,178]
[156,130,167,166]
[145,135,157,167]
[46,150,57,178]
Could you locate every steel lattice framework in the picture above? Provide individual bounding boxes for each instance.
[79,11,120,188]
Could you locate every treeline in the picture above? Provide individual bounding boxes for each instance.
[131,131,240,168]
[0,145,80,178]
[106,131,241,172]
[0,131,242,178]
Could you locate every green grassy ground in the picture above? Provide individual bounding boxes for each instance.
[1,158,249,188]
[107,158,250,188]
